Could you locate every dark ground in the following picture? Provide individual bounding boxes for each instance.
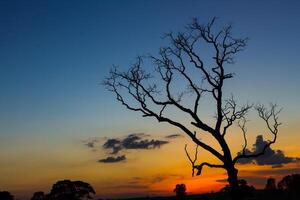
[104,190,299,200]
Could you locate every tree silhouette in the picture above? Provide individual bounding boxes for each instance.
[278,174,300,199]
[31,191,45,200]
[47,180,95,200]
[265,178,276,190]
[0,191,14,200]
[173,184,186,200]
[104,17,281,199]
[220,179,254,198]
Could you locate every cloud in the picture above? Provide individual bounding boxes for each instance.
[237,135,299,167]
[98,155,126,163]
[102,133,169,154]
[272,164,284,168]
[165,134,182,139]
[130,174,184,185]
[103,139,122,154]
[83,138,101,149]
[242,167,300,176]
[85,142,95,148]
[92,133,170,164]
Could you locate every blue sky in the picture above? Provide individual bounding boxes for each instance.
[1,0,300,138]
[1,0,300,198]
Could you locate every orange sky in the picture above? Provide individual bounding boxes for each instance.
[1,121,299,199]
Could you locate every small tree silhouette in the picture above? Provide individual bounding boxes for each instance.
[220,179,254,199]
[265,178,276,190]
[31,191,45,200]
[278,174,300,199]
[173,184,186,200]
[0,191,14,200]
[47,180,95,200]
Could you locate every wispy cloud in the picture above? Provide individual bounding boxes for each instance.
[165,134,182,139]
[83,138,101,150]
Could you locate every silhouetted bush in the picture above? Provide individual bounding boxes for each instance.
[35,180,96,200]
[31,191,46,200]
[220,179,255,199]
[265,177,276,190]
[0,191,14,200]
[278,174,300,199]
[173,184,186,200]
[49,180,95,200]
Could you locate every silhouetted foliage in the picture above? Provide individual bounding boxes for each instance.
[0,191,14,200]
[47,180,95,200]
[278,174,300,199]
[238,179,255,197]
[104,17,282,200]
[265,177,276,190]
[220,179,254,199]
[31,191,45,200]
[173,184,186,200]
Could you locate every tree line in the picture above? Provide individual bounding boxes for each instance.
[1,174,300,200]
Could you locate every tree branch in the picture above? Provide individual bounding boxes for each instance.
[185,144,224,176]
[222,96,252,136]
[194,162,224,176]
[238,117,248,155]
[233,104,282,163]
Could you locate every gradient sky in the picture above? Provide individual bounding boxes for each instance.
[1,0,300,199]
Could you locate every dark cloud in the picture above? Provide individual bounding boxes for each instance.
[95,133,170,164]
[102,133,169,154]
[98,155,126,163]
[165,134,182,139]
[242,167,300,176]
[237,135,299,167]
[103,138,122,154]
[272,164,284,168]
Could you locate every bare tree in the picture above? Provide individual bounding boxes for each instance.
[104,17,281,199]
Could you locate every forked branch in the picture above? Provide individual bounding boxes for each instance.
[185,144,199,176]
[233,104,282,163]
[222,96,252,136]
[238,117,248,155]
[185,143,224,176]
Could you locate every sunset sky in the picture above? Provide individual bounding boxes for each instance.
[1,0,300,199]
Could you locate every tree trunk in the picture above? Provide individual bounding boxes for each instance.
[226,165,239,200]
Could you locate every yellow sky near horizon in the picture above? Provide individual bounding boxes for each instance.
[1,119,300,200]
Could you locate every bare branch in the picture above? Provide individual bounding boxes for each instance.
[185,144,199,176]
[238,117,248,155]
[185,144,224,176]
[194,162,224,176]
[104,63,224,162]
[222,96,253,136]
[233,104,282,163]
